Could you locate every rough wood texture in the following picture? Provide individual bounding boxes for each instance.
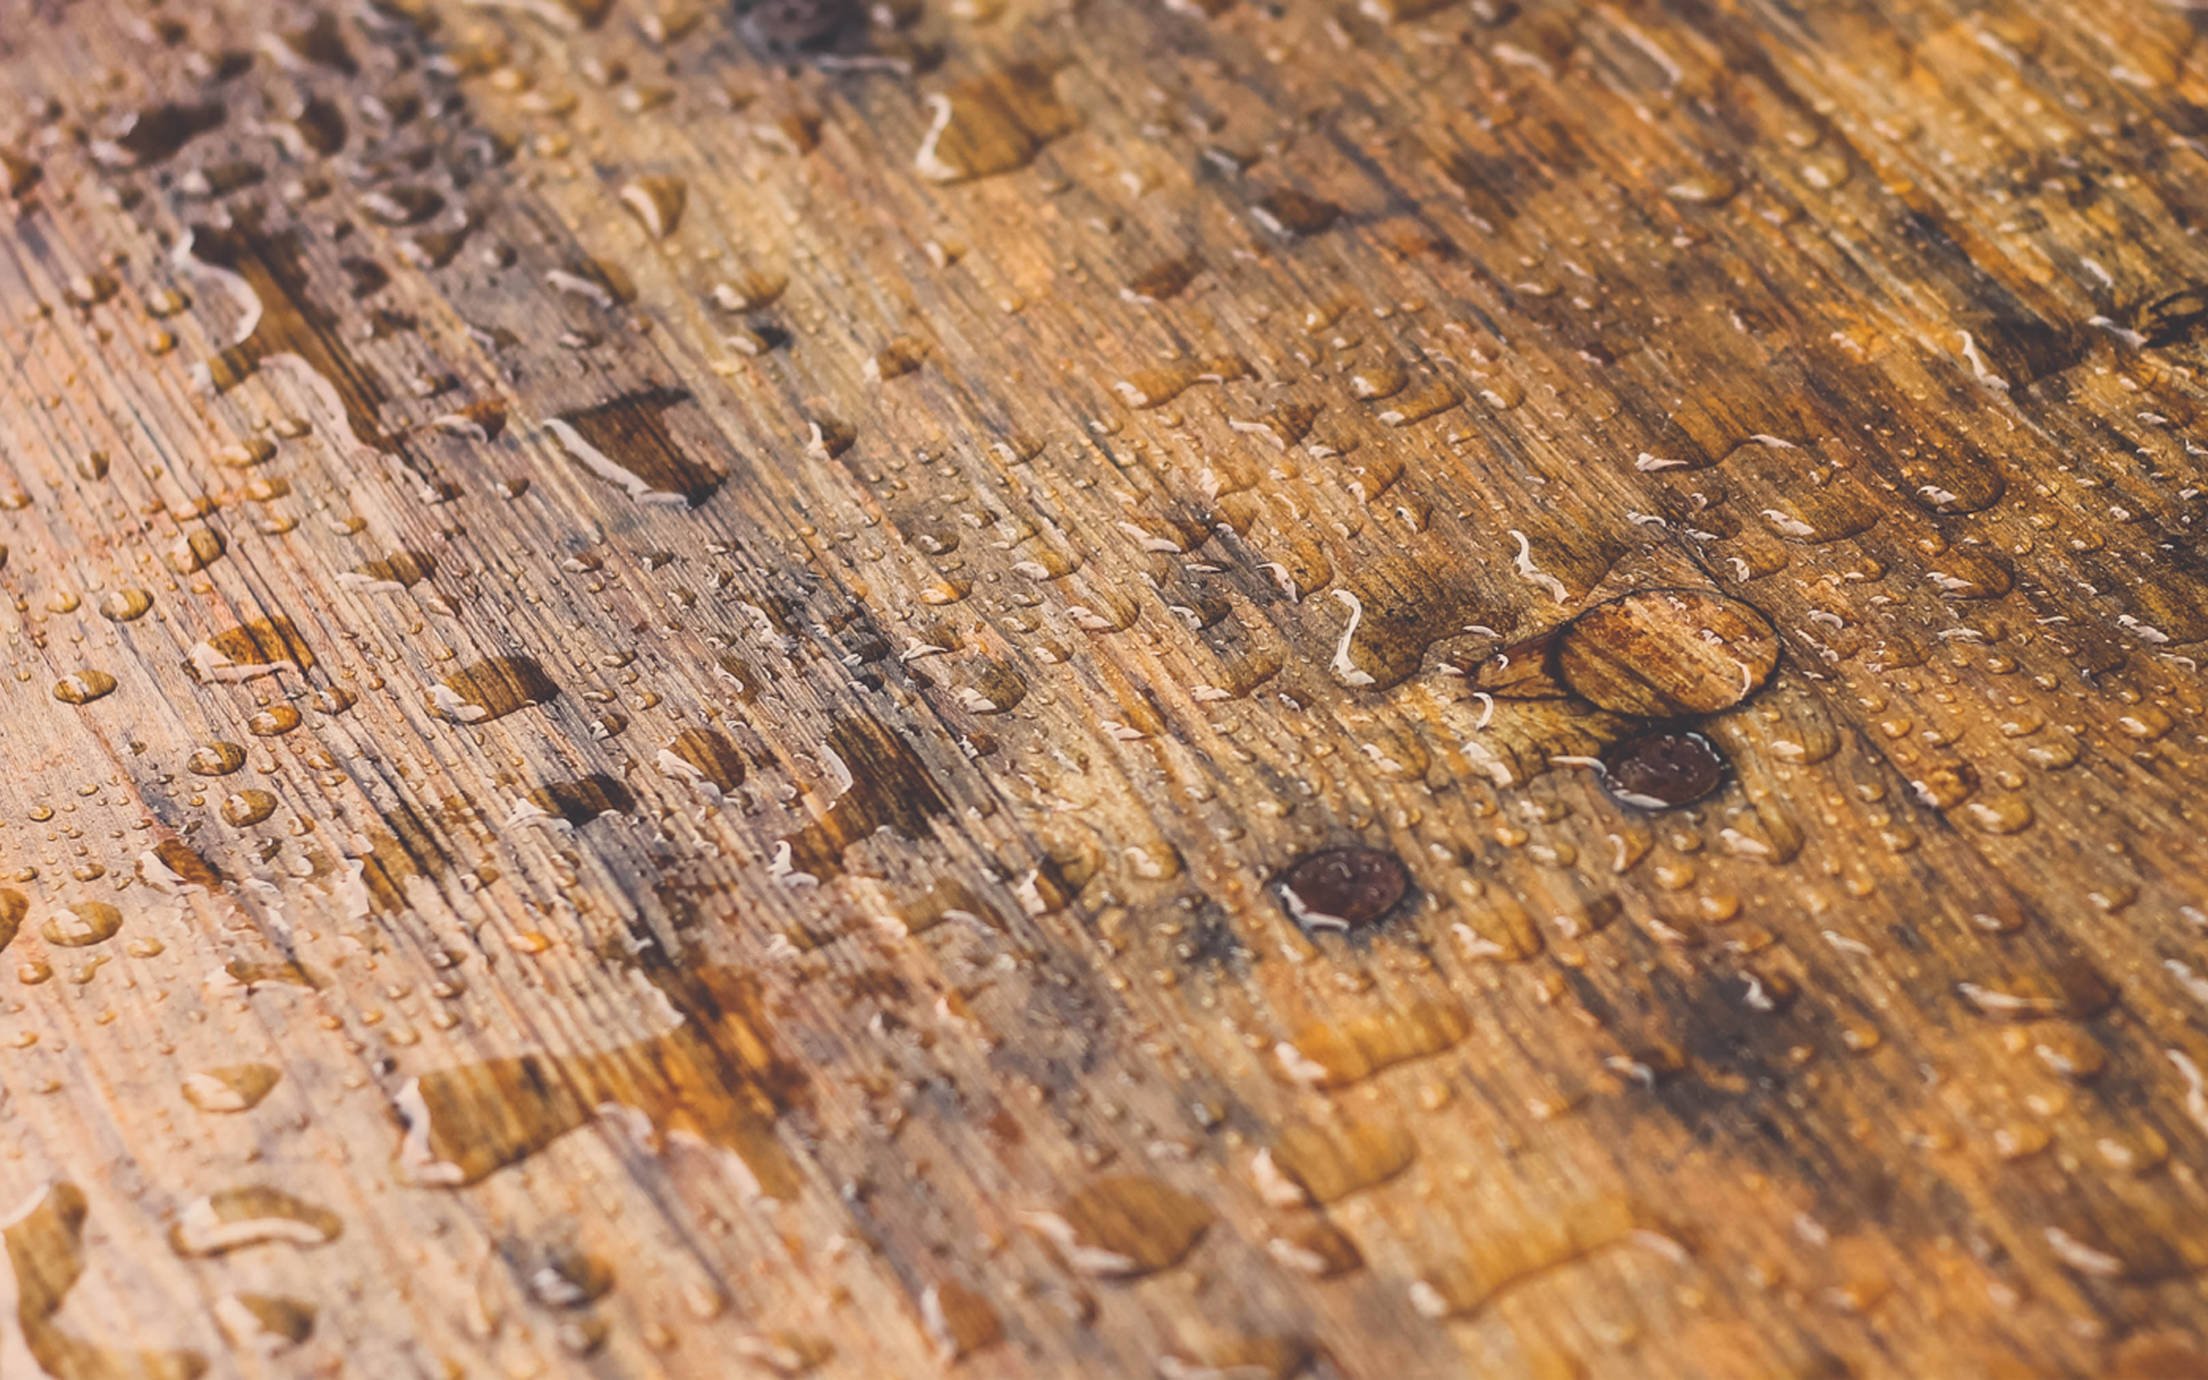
[4,0,2208,1374]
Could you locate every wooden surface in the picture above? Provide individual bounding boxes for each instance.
[5,0,2208,1374]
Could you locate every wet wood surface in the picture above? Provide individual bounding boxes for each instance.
[5,0,2208,1374]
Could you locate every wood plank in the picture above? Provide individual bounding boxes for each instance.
[4,0,2208,1374]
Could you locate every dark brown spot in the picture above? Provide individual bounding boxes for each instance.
[744,0,863,54]
[1275,848,1410,932]
[1600,729,1726,810]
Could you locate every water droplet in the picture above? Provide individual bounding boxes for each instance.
[1267,1220,1364,1277]
[341,550,436,589]
[98,587,154,621]
[915,64,1076,183]
[1252,189,1342,238]
[920,1280,1004,1363]
[0,891,22,952]
[524,775,636,825]
[169,1187,341,1256]
[1410,1198,1689,1319]
[91,101,226,169]
[1,148,38,199]
[221,790,279,827]
[187,742,248,777]
[5,1183,208,1375]
[1277,998,1469,1088]
[360,185,445,227]
[53,671,118,705]
[1957,962,2116,1021]
[214,1292,316,1355]
[1253,1118,1416,1205]
[1021,1176,1212,1277]
[619,175,687,238]
[183,1064,282,1114]
[732,1334,834,1375]
[40,901,121,948]
[658,729,748,798]
[518,1242,615,1309]
[397,968,802,1197]
[433,657,557,723]
[189,618,316,683]
[546,388,724,507]
[1557,588,1779,716]
[144,840,223,891]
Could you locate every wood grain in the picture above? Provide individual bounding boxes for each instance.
[4,0,2208,1374]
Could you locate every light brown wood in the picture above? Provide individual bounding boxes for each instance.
[5,0,2208,1374]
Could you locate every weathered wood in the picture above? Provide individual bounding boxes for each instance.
[4,0,2208,1374]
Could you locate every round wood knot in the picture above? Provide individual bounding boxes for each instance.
[1601,728,1727,809]
[1275,848,1411,932]
[1557,588,1778,718]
